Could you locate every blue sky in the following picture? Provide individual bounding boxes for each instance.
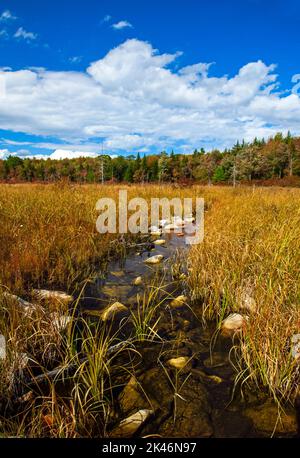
[0,0,300,159]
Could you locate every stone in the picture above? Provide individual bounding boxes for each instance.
[101,302,128,321]
[203,353,228,368]
[133,276,143,286]
[144,254,164,264]
[170,295,187,308]
[182,320,191,331]
[167,356,191,370]
[291,334,300,361]
[158,376,213,438]
[32,289,73,304]
[102,284,131,298]
[111,409,153,437]
[0,334,6,360]
[153,239,166,246]
[221,313,248,336]
[239,291,257,313]
[244,401,297,435]
[110,271,125,278]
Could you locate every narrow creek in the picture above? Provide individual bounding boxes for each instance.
[76,223,297,438]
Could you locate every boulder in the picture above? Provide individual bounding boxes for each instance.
[101,302,128,321]
[111,409,153,437]
[144,254,164,264]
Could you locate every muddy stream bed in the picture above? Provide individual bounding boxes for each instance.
[76,224,298,438]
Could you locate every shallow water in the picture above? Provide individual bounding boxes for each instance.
[79,224,298,438]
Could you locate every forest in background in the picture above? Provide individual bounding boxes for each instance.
[1,132,300,185]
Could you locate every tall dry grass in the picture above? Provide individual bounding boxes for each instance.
[188,186,300,403]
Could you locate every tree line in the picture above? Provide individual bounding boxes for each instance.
[1,132,300,184]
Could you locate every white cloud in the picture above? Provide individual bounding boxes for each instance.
[0,10,17,22]
[0,38,300,154]
[102,14,111,23]
[0,29,8,38]
[0,149,9,159]
[14,27,37,41]
[69,56,82,64]
[50,149,98,160]
[112,20,133,30]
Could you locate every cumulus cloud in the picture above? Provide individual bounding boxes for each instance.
[112,20,133,30]
[14,27,37,41]
[0,38,300,155]
[0,10,17,22]
[50,149,98,160]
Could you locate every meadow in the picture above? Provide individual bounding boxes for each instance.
[0,183,299,437]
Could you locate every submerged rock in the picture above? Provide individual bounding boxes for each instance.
[221,313,248,336]
[170,295,188,308]
[158,375,213,438]
[133,276,143,286]
[32,289,73,304]
[101,302,128,321]
[102,284,131,298]
[110,271,125,278]
[153,239,166,246]
[111,409,153,437]
[144,254,164,264]
[244,401,297,435]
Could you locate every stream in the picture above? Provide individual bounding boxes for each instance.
[76,223,298,438]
